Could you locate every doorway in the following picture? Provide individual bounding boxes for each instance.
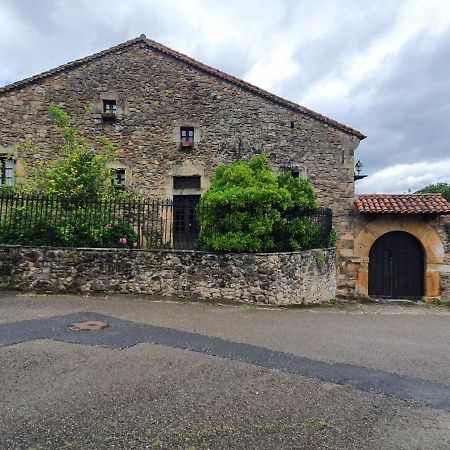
[368,231,424,299]
[173,195,201,249]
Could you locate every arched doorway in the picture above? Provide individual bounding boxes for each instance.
[369,231,424,299]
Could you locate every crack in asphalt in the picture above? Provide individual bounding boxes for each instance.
[1,312,450,411]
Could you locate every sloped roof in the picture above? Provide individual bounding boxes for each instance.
[355,194,450,215]
[0,35,366,140]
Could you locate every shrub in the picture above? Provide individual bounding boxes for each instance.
[0,200,138,248]
[198,154,327,252]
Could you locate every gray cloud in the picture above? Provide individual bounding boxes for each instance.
[344,27,450,178]
[277,2,401,99]
[0,0,449,193]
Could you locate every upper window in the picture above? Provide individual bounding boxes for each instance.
[180,127,194,148]
[0,157,14,186]
[103,100,117,115]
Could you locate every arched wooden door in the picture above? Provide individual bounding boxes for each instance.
[369,231,424,299]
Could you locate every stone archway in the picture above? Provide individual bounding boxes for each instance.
[354,216,445,299]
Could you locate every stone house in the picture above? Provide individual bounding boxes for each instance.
[2,34,448,301]
[0,34,365,292]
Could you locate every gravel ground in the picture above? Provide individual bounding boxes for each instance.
[1,340,450,450]
[1,292,450,449]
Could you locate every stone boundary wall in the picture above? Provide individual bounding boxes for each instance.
[0,246,336,305]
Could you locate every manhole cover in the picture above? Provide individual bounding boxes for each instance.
[70,321,109,331]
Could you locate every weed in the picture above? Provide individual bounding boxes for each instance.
[239,303,257,311]
[314,249,325,269]
[318,419,333,429]
[151,438,164,448]
[429,298,449,307]
[102,436,116,444]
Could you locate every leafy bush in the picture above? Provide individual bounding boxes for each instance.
[198,154,330,252]
[0,204,138,248]
[0,106,138,249]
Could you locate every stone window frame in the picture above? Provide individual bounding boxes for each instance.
[97,93,124,121]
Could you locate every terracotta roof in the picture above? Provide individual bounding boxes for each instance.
[0,35,366,140]
[355,194,450,215]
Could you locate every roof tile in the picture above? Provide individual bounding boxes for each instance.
[355,194,450,215]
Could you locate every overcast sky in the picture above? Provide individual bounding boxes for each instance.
[1,0,449,193]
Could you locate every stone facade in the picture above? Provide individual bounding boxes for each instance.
[0,36,364,283]
[0,246,336,304]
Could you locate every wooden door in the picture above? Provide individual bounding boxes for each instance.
[368,231,424,299]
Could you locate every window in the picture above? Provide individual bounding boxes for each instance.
[111,168,126,189]
[103,100,117,115]
[173,176,201,189]
[180,127,194,148]
[0,157,14,186]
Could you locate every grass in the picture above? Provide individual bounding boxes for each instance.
[239,303,257,311]
[79,419,335,448]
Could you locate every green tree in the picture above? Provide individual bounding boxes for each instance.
[416,182,450,202]
[16,104,126,203]
[197,154,324,252]
[0,106,137,248]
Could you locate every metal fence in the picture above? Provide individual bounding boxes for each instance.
[0,193,332,250]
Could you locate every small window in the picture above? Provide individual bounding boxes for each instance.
[173,176,201,189]
[103,100,117,115]
[180,127,194,148]
[290,121,295,129]
[0,157,14,186]
[111,168,126,189]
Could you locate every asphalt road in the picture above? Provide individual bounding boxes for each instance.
[1,292,450,449]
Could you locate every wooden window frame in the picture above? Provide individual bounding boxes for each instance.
[102,100,117,121]
[0,156,14,186]
[180,127,195,149]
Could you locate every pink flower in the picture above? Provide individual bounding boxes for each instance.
[106,223,112,229]
[119,237,127,245]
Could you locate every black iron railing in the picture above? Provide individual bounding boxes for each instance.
[0,193,332,250]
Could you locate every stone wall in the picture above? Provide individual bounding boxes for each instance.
[0,246,336,304]
[435,216,450,299]
[0,39,362,274]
